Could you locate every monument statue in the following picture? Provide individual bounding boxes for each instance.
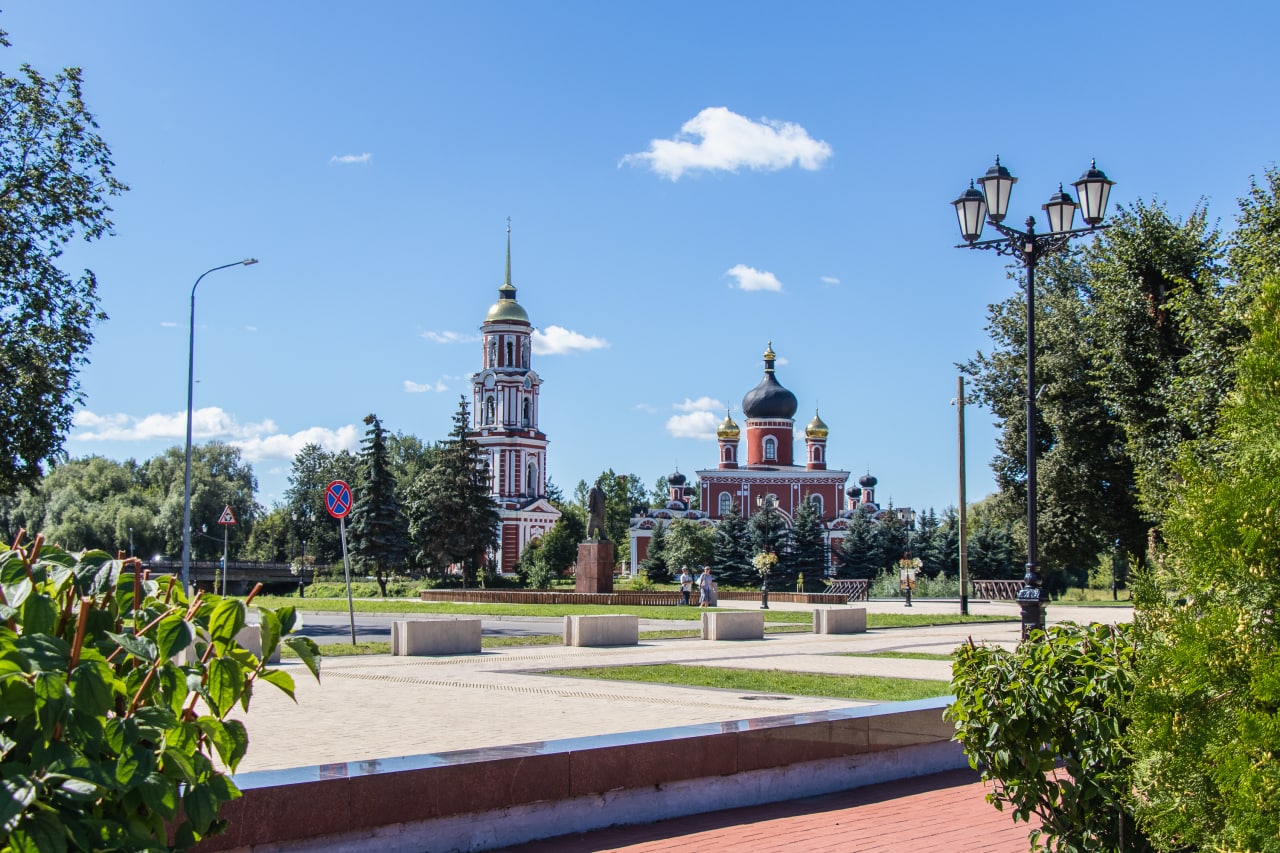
[586,478,607,541]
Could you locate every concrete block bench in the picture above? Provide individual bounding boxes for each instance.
[392,618,482,655]
[700,611,764,641]
[813,608,867,634]
[563,614,639,647]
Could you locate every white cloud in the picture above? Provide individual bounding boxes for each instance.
[404,378,449,393]
[330,152,372,165]
[422,330,479,344]
[820,276,840,285]
[245,325,258,332]
[726,264,783,293]
[674,397,725,413]
[666,411,720,440]
[632,403,661,414]
[621,107,832,181]
[232,424,361,462]
[160,321,177,328]
[71,407,360,462]
[532,325,608,355]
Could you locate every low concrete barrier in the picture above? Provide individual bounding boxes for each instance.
[563,614,639,647]
[813,608,867,634]
[391,619,482,656]
[234,625,281,664]
[701,611,764,641]
[197,698,963,852]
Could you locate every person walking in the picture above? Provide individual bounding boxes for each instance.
[678,568,693,606]
[698,565,714,607]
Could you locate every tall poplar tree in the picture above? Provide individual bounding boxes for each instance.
[349,414,409,596]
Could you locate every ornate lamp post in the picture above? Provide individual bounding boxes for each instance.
[181,258,258,595]
[953,157,1114,638]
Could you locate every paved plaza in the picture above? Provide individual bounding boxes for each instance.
[228,599,1128,850]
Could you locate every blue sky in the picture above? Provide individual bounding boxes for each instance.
[8,2,1277,516]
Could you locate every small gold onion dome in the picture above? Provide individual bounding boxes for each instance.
[805,410,829,439]
[484,282,530,323]
[763,341,776,363]
[717,411,740,440]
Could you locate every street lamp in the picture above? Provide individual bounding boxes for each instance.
[181,258,259,595]
[128,526,133,559]
[953,157,1114,638]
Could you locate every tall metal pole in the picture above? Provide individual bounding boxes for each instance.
[222,524,229,597]
[181,259,258,596]
[956,376,969,616]
[1018,248,1046,636]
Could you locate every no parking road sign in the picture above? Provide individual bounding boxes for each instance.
[325,480,352,519]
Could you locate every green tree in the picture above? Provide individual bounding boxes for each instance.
[784,499,826,590]
[243,505,292,564]
[649,475,669,507]
[639,521,671,583]
[748,502,787,588]
[874,509,909,572]
[405,397,499,584]
[834,510,879,580]
[283,443,358,567]
[144,444,259,561]
[711,500,753,587]
[1127,274,1280,851]
[575,470,646,567]
[536,511,584,578]
[0,30,128,495]
[348,414,410,597]
[664,518,714,576]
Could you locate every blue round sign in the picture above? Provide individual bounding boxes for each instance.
[325,480,352,519]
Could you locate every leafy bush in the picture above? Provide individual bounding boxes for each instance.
[946,622,1147,852]
[0,535,320,851]
[304,580,418,598]
[869,569,960,598]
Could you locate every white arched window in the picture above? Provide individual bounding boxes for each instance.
[763,436,777,461]
[526,461,539,497]
[718,492,733,516]
[522,398,531,426]
[488,338,497,367]
[809,493,824,515]
[485,396,495,424]
[811,445,823,463]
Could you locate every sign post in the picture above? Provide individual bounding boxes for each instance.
[325,480,357,645]
[217,505,237,596]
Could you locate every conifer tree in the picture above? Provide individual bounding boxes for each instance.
[712,500,753,587]
[835,510,879,580]
[405,397,499,585]
[639,521,671,583]
[785,498,827,590]
[749,502,788,588]
[348,414,409,596]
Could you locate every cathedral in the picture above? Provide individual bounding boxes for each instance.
[468,228,560,574]
[628,344,901,574]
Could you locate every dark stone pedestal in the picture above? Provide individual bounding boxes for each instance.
[576,541,615,593]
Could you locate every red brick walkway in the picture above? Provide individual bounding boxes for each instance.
[500,769,1038,852]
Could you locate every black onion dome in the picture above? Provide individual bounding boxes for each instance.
[847,486,860,498]
[668,469,687,486]
[741,342,798,419]
[859,473,878,488]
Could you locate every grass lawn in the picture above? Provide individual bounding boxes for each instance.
[540,664,952,702]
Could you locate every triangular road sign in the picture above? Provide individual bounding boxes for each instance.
[217,505,237,525]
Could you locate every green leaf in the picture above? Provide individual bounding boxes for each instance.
[1,577,32,610]
[182,784,219,833]
[220,720,249,771]
[274,605,298,635]
[107,631,158,664]
[206,657,242,717]
[283,636,322,681]
[0,554,29,585]
[207,599,246,645]
[9,812,68,853]
[0,774,37,834]
[153,613,193,662]
[137,771,178,819]
[19,592,58,636]
[258,668,295,702]
[69,660,116,716]
[194,717,247,772]
[256,609,281,664]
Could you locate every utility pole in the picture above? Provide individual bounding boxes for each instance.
[956,375,970,616]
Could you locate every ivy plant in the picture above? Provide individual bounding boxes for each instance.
[0,533,321,852]
[945,623,1149,852]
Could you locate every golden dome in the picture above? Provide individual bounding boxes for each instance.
[805,410,829,439]
[484,282,530,324]
[717,411,740,440]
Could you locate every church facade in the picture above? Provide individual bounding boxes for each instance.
[468,229,560,574]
